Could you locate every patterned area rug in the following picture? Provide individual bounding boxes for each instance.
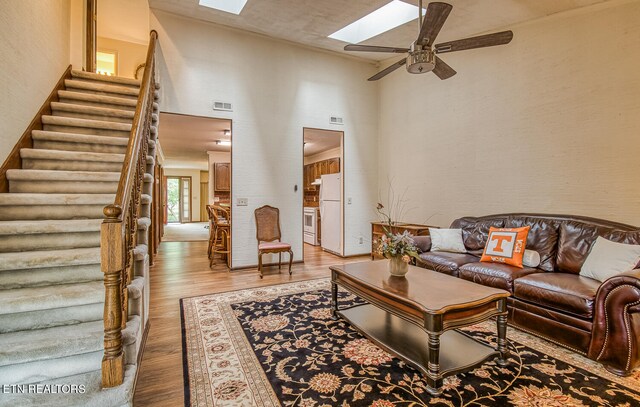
[181,279,640,406]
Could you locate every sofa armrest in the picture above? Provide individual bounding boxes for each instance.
[588,268,640,375]
[412,235,431,253]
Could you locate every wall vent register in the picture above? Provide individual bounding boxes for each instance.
[213,101,233,111]
[330,116,344,125]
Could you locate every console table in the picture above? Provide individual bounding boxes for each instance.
[371,222,436,260]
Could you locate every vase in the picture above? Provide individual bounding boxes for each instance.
[388,256,409,277]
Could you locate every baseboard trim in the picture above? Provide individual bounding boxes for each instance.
[231,260,304,271]
[131,319,151,396]
[0,64,72,193]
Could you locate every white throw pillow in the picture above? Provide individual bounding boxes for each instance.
[429,228,466,253]
[522,250,541,268]
[579,236,640,282]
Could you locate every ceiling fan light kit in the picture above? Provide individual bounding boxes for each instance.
[343,1,514,81]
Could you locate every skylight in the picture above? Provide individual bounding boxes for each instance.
[328,0,424,44]
[199,0,248,15]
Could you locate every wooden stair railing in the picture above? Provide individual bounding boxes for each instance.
[101,30,158,388]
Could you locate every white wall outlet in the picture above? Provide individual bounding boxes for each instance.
[358,236,364,244]
[347,197,352,205]
[237,198,248,206]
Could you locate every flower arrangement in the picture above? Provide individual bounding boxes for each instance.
[375,203,419,264]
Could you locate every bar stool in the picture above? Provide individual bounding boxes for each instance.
[210,206,230,267]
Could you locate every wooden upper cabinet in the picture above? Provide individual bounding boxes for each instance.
[214,163,231,191]
[327,157,340,174]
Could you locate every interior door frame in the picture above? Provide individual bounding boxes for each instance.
[159,111,232,266]
[301,127,345,261]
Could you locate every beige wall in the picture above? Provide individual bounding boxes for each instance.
[378,0,640,227]
[304,147,341,166]
[98,0,150,45]
[152,10,380,266]
[97,36,148,79]
[0,0,71,163]
[163,168,202,222]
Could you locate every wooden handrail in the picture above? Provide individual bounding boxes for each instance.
[101,30,158,388]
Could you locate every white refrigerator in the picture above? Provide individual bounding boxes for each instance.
[320,173,341,255]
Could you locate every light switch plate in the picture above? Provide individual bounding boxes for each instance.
[237,198,248,206]
[347,197,352,205]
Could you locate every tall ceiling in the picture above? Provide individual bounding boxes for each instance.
[149,0,609,61]
[159,113,231,169]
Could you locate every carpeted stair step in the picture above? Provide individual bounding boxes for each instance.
[0,364,137,407]
[0,247,100,273]
[58,89,137,112]
[0,320,103,368]
[64,79,139,100]
[0,279,104,334]
[32,130,129,154]
[71,69,141,88]
[50,101,134,124]
[0,264,102,290]
[0,193,114,220]
[20,148,124,172]
[6,169,120,193]
[0,219,102,252]
[42,115,131,137]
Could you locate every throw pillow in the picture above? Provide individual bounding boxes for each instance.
[428,228,466,253]
[481,226,530,268]
[522,250,541,268]
[579,236,640,282]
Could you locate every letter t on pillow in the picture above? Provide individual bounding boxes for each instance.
[481,226,530,268]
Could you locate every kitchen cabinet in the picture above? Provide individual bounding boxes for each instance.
[327,158,340,174]
[214,163,231,192]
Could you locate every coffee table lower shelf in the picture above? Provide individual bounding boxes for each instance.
[338,304,500,383]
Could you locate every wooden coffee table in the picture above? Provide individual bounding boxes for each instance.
[330,260,510,395]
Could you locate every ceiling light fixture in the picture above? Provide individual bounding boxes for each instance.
[199,0,248,15]
[328,0,425,44]
[216,140,231,146]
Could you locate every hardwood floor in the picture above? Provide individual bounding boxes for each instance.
[133,241,369,406]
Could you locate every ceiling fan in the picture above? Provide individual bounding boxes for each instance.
[343,1,513,81]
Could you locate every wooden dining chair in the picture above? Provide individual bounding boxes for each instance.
[254,205,293,278]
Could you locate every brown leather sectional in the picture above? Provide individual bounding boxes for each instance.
[413,213,640,376]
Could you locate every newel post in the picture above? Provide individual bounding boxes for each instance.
[101,204,125,387]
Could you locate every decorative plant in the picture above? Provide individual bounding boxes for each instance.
[375,202,420,264]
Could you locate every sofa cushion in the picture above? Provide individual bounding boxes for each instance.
[452,217,506,251]
[506,217,560,272]
[513,273,600,319]
[459,262,540,293]
[557,221,640,274]
[417,252,479,277]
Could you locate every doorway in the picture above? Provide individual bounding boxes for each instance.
[165,176,192,223]
[302,128,344,260]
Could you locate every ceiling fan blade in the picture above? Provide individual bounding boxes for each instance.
[417,2,453,46]
[435,30,513,54]
[432,56,456,80]
[368,58,407,81]
[344,44,409,53]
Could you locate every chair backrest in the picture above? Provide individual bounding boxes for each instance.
[211,205,229,226]
[254,205,281,243]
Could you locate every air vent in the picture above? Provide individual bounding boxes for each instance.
[213,101,233,111]
[330,116,344,125]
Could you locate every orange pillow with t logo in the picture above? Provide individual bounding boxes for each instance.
[480,226,530,268]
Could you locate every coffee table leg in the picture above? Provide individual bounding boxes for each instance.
[331,281,338,319]
[496,300,509,366]
[426,333,442,396]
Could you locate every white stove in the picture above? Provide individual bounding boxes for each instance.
[304,207,319,245]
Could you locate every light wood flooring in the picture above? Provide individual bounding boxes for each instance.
[133,241,369,406]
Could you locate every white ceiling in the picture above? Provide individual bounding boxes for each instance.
[149,0,610,61]
[159,113,232,168]
[304,128,342,157]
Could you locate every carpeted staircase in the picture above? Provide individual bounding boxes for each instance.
[0,70,157,407]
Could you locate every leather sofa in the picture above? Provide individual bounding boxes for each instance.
[413,213,640,376]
